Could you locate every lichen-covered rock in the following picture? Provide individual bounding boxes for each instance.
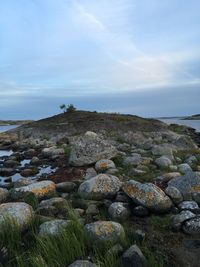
[0,202,33,231]
[68,260,97,267]
[69,132,118,166]
[108,202,130,222]
[155,156,172,168]
[95,159,116,172]
[0,188,9,203]
[168,172,200,199]
[165,186,183,204]
[84,221,125,243]
[171,210,196,231]
[38,219,70,236]
[123,180,172,212]
[183,217,200,235]
[78,174,122,200]
[11,181,56,200]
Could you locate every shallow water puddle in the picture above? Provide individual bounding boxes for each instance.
[0,150,13,157]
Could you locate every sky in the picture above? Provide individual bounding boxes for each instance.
[0,0,200,119]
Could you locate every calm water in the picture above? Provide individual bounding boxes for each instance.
[159,119,200,132]
[0,124,19,133]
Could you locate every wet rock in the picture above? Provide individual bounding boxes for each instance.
[165,186,183,204]
[78,174,122,200]
[84,221,125,243]
[122,244,147,267]
[108,202,130,222]
[38,219,69,236]
[172,210,196,231]
[20,168,38,177]
[36,197,69,218]
[56,182,77,193]
[0,168,15,176]
[178,201,199,211]
[168,171,200,199]
[11,180,56,200]
[132,206,149,217]
[0,202,33,231]
[178,163,192,174]
[183,217,200,235]
[3,160,19,168]
[155,156,172,168]
[30,157,41,165]
[0,188,9,203]
[68,260,97,267]
[95,159,116,172]
[69,132,118,166]
[123,180,172,213]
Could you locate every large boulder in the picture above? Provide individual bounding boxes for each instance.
[0,202,33,231]
[10,180,56,200]
[84,221,125,243]
[123,180,172,212]
[78,174,122,200]
[69,132,118,166]
[168,171,200,200]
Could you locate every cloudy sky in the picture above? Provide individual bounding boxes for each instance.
[0,0,200,119]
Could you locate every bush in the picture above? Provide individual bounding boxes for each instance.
[66,104,76,113]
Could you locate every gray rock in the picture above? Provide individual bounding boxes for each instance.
[42,147,65,157]
[68,260,97,267]
[186,155,198,166]
[133,206,149,217]
[56,182,77,193]
[69,132,118,166]
[11,180,56,200]
[183,216,200,235]
[78,174,122,200]
[155,156,172,168]
[39,219,70,236]
[168,171,200,199]
[108,202,130,222]
[172,210,196,231]
[95,159,116,172]
[0,188,9,203]
[123,180,172,213]
[86,204,99,216]
[84,221,125,243]
[84,168,97,180]
[178,163,192,174]
[152,144,174,158]
[165,186,183,204]
[122,244,147,267]
[14,177,35,188]
[30,157,40,165]
[0,202,33,231]
[123,154,142,166]
[178,201,199,211]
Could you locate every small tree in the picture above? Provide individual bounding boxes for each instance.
[59,104,67,113]
[66,104,76,112]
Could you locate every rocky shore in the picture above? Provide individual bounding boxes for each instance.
[0,111,200,267]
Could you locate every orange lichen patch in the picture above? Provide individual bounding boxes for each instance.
[100,163,108,169]
[31,184,55,197]
[95,222,114,236]
[190,185,200,193]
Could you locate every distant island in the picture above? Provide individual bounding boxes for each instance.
[182,114,200,120]
[156,114,200,120]
[0,120,33,126]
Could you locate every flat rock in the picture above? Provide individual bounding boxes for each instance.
[78,174,122,200]
[123,180,172,213]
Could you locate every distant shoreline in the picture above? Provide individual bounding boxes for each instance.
[0,120,33,126]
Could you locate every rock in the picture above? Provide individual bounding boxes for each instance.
[123,180,172,213]
[0,168,15,176]
[0,202,33,231]
[175,135,197,149]
[108,202,130,222]
[106,243,124,256]
[4,160,19,168]
[36,197,69,218]
[68,260,97,267]
[172,210,196,231]
[78,174,122,200]
[122,244,147,267]
[186,155,198,166]
[69,132,118,166]
[0,188,9,203]
[39,219,70,236]
[30,157,41,165]
[178,163,192,174]
[169,165,178,172]
[183,217,200,235]
[123,154,142,166]
[178,201,199,211]
[132,206,149,217]
[115,191,130,203]
[20,168,38,177]
[84,221,125,243]
[165,186,183,204]
[152,144,174,158]
[106,168,119,175]
[157,172,181,183]
[84,168,97,180]
[155,156,172,168]
[168,171,200,199]
[42,147,65,158]
[11,181,56,200]
[56,182,77,193]
[86,204,99,216]
[95,159,116,172]
[14,177,35,188]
